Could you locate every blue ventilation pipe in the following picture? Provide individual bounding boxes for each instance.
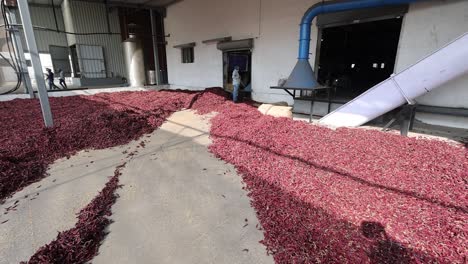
[281,0,422,90]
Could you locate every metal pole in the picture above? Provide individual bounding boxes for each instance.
[17,0,53,127]
[150,9,161,85]
[6,8,34,98]
[50,0,59,32]
[105,0,111,34]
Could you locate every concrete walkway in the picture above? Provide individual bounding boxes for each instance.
[94,111,272,264]
[0,110,272,264]
[0,136,126,263]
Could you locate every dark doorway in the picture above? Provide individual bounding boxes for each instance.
[316,17,403,101]
[69,45,80,77]
[118,8,168,84]
[223,50,252,99]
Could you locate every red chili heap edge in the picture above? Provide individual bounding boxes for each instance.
[201,93,467,263]
[0,90,198,263]
[0,90,197,202]
[2,88,467,263]
[23,163,126,264]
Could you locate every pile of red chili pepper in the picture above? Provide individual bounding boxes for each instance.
[204,94,467,263]
[4,90,198,264]
[2,88,466,263]
[24,163,126,264]
[0,90,196,202]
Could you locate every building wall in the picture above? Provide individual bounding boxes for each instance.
[0,11,18,85]
[166,0,468,129]
[16,5,68,53]
[394,0,468,128]
[165,0,319,104]
[165,0,262,89]
[0,5,67,93]
[396,0,468,108]
[65,1,126,78]
[0,1,127,94]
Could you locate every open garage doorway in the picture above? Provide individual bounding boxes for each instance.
[118,8,168,84]
[315,16,403,102]
[217,39,253,101]
[223,50,252,96]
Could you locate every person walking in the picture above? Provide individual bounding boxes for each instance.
[232,66,241,103]
[58,68,67,89]
[45,68,60,90]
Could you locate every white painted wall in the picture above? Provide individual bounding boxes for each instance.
[252,0,319,104]
[396,0,468,108]
[166,0,468,129]
[165,0,261,89]
[395,0,468,128]
[165,0,320,104]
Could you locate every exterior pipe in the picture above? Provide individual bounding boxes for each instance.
[279,0,426,90]
[298,0,422,60]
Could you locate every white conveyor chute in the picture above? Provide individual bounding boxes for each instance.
[319,32,468,127]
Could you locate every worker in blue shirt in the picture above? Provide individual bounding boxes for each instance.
[45,68,60,90]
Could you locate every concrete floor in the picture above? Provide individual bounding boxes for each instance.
[0,110,272,264]
[0,87,148,102]
[0,141,122,263]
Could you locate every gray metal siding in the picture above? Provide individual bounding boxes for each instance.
[16,6,68,53]
[49,45,72,76]
[70,1,126,78]
[77,44,106,78]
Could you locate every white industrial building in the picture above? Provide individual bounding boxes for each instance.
[164,0,468,129]
[0,0,467,130]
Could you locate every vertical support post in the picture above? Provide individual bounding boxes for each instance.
[105,0,111,34]
[314,28,322,79]
[400,104,417,137]
[309,91,315,123]
[6,8,34,98]
[409,105,416,131]
[17,0,53,127]
[50,0,59,32]
[150,9,161,85]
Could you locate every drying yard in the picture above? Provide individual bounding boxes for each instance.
[0,88,466,263]
[0,0,467,262]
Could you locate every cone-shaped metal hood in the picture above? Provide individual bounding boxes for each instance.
[283,59,320,90]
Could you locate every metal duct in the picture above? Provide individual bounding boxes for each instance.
[123,34,145,87]
[281,0,424,90]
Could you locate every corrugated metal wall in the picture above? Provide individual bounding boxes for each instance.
[1,1,126,86]
[77,44,106,78]
[16,5,68,53]
[70,1,126,78]
[0,13,17,85]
